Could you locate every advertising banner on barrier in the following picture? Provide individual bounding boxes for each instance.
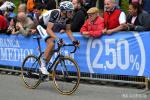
[0,32,150,77]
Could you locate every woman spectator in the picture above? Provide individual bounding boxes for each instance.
[80,7,104,38]
[124,2,150,31]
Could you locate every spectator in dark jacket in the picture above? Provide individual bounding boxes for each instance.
[124,2,150,31]
[143,0,150,13]
[82,0,97,11]
[71,0,87,32]
[35,0,56,10]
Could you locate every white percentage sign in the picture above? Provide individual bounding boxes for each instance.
[130,54,140,71]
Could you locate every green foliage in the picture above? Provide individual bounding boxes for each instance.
[12,0,20,13]
[120,0,129,14]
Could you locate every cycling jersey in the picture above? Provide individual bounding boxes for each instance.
[39,9,71,32]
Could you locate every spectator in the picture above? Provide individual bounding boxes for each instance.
[18,3,27,13]
[80,7,104,38]
[124,2,150,31]
[12,12,35,36]
[129,0,143,4]
[45,0,56,10]
[35,0,56,10]
[20,0,27,3]
[27,0,35,12]
[143,0,150,13]
[102,0,126,35]
[0,1,3,6]
[0,11,8,33]
[71,0,87,32]
[82,0,97,11]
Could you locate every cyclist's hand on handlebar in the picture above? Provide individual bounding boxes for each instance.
[72,40,80,47]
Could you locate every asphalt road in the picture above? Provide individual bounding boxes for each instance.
[0,74,149,100]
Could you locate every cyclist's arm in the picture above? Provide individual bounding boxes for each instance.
[46,22,57,39]
[66,24,75,41]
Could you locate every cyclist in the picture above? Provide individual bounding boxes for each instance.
[33,1,79,75]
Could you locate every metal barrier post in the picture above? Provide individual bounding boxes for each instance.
[145,78,149,90]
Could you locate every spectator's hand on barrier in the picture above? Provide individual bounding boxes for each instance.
[82,32,89,35]
[106,29,113,35]
[102,29,107,34]
[73,40,80,47]
[30,29,37,34]
[122,24,128,30]
[16,22,22,29]
[60,29,65,33]
[127,23,135,30]
[82,32,90,37]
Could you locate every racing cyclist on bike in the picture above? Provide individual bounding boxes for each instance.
[33,1,79,75]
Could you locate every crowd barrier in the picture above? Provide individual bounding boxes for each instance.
[0,32,150,88]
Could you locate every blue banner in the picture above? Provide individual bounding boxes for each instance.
[0,31,150,77]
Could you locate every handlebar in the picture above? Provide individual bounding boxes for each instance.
[33,35,79,54]
[63,44,78,53]
[55,39,79,53]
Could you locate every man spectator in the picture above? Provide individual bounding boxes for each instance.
[12,12,35,36]
[80,7,104,38]
[124,2,150,31]
[102,0,126,35]
[71,0,87,32]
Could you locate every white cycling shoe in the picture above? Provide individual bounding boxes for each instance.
[40,57,49,75]
[39,67,49,75]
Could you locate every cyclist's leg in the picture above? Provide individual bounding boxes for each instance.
[44,38,55,63]
[39,38,55,75]
[37,25,54,75]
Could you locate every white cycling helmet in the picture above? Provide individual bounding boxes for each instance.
[0,1,16,11]
[59,1,74,11]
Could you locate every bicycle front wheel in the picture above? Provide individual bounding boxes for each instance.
[21,55,41,89]
[52,56,80,95]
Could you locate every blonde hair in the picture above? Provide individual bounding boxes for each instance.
[87,7,99,14]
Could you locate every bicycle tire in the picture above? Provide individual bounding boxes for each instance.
[21,55,41,89]
[52,56,80,95]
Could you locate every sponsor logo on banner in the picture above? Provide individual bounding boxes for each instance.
[86,32,145,76]
[0,38,33,62]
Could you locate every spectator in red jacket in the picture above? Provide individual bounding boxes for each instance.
[0,13,7,33]
[102,0,126,35]
[80,7,104,38]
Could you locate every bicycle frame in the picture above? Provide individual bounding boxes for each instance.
[34,35,77,74]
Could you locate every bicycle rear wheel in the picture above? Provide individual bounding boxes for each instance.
[21,55,41,89]
[52,56,80,95]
